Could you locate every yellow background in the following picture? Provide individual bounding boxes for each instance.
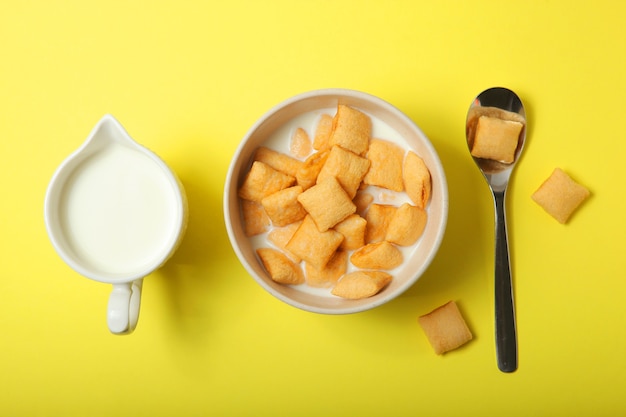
[2,1,625,415]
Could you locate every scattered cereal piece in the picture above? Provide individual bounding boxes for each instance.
[418,301,473,355]
[471,116,523,163]
[238,161,295,202]
[290,127,312,159]
[261,185,307,227]
[317,145,371,198]
[350,240,403,270]
[297,176,356,232]
[329,105,371,156]
[331,271,392,299]
[531,168,590,224]
[241,199,269,237]
[304,250,348,288]
[257,247,304,285]
[313,113,333,151]
[363,139,405,192]
[254,146,303,178]
[385,203,427,246]
[285,215,344,269]
[333,214,367,251]
[403,151,431,209]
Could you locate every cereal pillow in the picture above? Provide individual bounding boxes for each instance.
[305,250,348,288]
[267,221,302,262]
[363,139,405,192]
[257,247,304,285]
[313,113,333,151]
[238,161,295,202]
[261,185,307,227]
[350,241,403,270]
[471,116,523,163]
[419,301,473,355]
[254,147,303,178]
[385,203,427,246]
[290,127,312,159]
[241,200,270,237]
[531,168,590,224]
[329,104,371,156]
[333,214,367,250]
[297,176,356,232]
[296,150,330,191]
[364,204,397,243]
[403,151,431,209]
[285,215,344,269]
[331,271,392,300]
[317,145,370,198]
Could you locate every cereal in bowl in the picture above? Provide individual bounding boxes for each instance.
[238,104,433,300]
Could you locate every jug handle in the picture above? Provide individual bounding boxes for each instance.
[107,279,143,334]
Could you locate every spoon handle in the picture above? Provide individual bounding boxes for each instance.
[493,190,518,372]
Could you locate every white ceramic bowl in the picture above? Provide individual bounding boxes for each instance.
[224,89,448,314]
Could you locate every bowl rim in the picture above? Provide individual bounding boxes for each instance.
[224,88,449,314]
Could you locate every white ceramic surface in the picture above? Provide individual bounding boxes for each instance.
[44,114,187,334]
[224,89,448,314]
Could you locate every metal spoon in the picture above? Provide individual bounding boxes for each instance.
[465,87,527,373]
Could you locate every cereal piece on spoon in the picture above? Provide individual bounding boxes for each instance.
[471,115,523,163]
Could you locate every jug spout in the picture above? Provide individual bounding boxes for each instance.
[80,114,139,154]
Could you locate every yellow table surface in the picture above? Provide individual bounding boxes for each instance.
[2,1,625,415]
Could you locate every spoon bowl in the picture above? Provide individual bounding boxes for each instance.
[466,88,527,188]
[466,87,527,372]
